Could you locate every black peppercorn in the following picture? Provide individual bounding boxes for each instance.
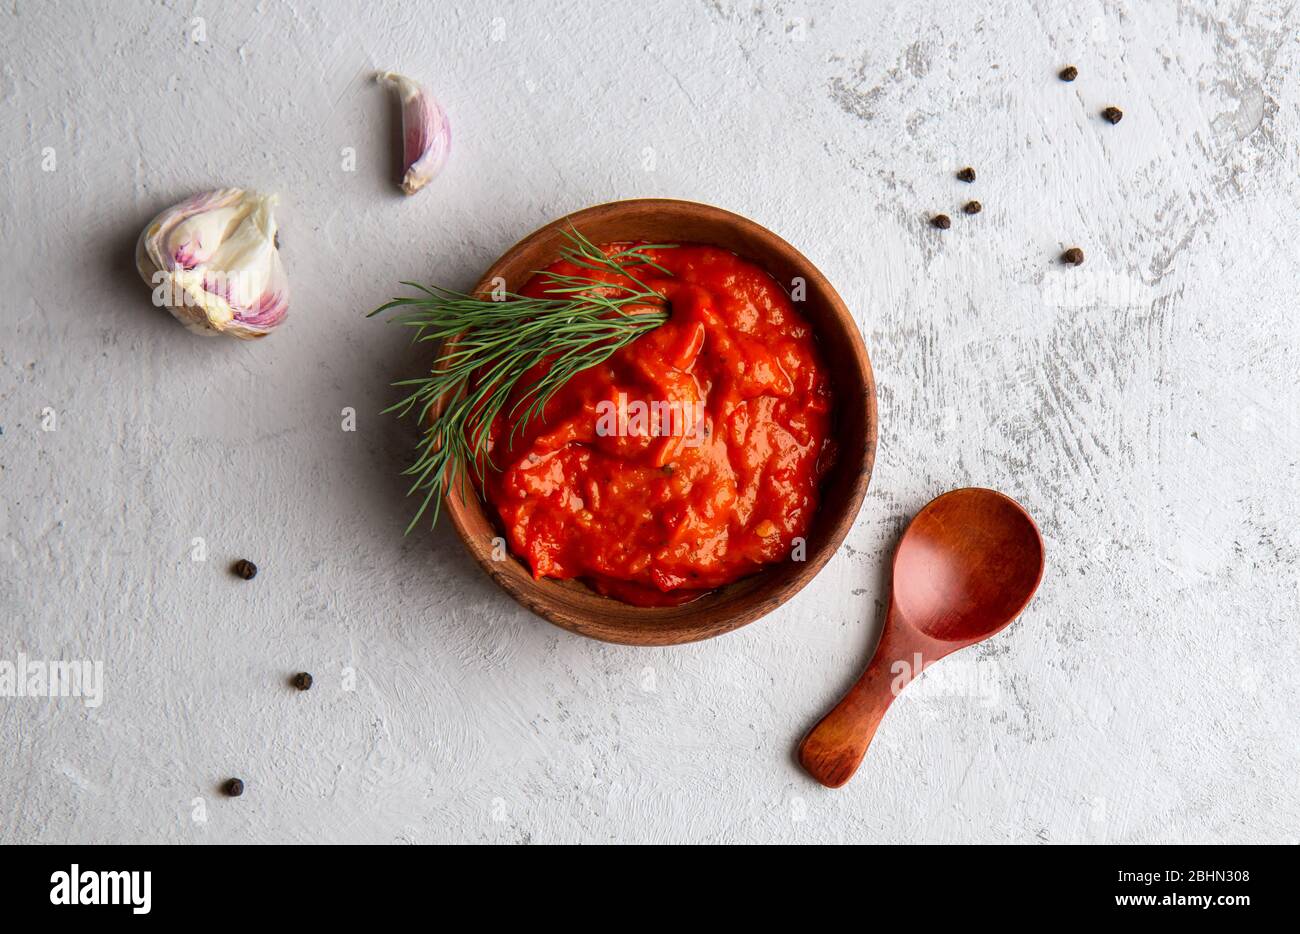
[1102,106,1123,124]
[232,559,257,580]
[1062,247,1085,266]
[224,778,245,797]
[1059,65,1078,82]
[956,166,976,183]
[963,200,982,215]
[292,672,313,691]
[931,214,952,229]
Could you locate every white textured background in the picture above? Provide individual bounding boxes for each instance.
[2,0,1297,844]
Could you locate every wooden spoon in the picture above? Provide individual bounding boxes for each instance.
[798,487,1045,788]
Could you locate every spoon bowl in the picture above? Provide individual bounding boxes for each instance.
[798,488,1044,788]
[894,488,1045,643]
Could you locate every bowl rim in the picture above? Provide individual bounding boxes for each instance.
[441,197,878,645]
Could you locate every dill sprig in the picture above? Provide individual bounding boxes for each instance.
[370,229,676,532]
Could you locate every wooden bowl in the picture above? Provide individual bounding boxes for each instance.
[445,199,877,645]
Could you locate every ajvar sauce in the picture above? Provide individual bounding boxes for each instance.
[481,243,835,606]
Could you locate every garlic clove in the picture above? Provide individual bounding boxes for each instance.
[136,188,289,339]
[377,71,450,195]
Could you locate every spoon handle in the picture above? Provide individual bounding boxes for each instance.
[798,609,929,788]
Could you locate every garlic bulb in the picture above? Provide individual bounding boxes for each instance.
[378,71,450,195]
[135,188,289,339]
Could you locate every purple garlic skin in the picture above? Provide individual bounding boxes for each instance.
[135,188,289,339]
[378,71,450,195]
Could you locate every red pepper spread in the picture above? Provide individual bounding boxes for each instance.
[482,243,835,606]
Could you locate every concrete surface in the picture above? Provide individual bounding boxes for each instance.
[1,0,1297,844]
